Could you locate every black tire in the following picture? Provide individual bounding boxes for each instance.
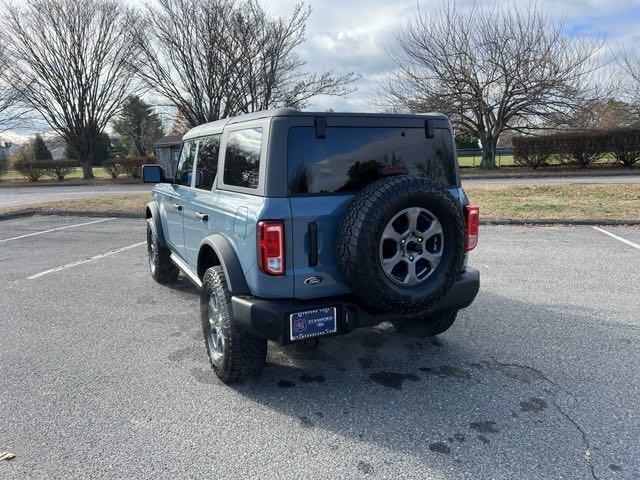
[200,266,267,383]
[337,175,465,314]
[147,218,179,283]
[392,310,458,336]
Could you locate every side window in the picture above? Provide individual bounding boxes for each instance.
[223,127,262,189]
[195,135,220,191]
[175,140,197,186]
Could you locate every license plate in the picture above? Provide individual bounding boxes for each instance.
[289,307,337,341]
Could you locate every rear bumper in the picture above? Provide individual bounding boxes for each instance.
[231,267,480,345]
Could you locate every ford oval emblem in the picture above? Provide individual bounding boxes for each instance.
[304,276,323,286]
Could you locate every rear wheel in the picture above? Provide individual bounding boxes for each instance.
[201,266,267,383]
[392,310,459,337]
[147,218,178,283]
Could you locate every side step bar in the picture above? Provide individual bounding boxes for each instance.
[170,253,202,289]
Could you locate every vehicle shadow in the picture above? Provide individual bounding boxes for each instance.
[208,290,626,476]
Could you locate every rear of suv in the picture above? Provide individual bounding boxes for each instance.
[143,109,480,384]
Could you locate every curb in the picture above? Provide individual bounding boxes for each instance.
[2,209,638,226]
[461,171,640,181]
[0,209,143,221]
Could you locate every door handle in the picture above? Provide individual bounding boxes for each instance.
[172,203,183,211]
[195,212,208,222]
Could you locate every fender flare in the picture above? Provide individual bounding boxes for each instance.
[199,234,251,295]
[145,201,168,247]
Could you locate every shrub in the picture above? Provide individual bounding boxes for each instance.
[14,159,46,182]
[553,130,608,168]
[513,136,552,169]
[608,128,640,167]
[43,159,77,180]
[120,155,154,178]
[103,159,125,179]
[0,154,7,176]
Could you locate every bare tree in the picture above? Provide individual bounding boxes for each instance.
[0,40,23,131]
[383,3,604,170]
[621,50,640,115]
[135,0,357,127]
[2,0,138,178]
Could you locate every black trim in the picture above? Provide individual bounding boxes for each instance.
[425,118,434,138]
[314,117,327,138]
[199,234,251,295]
[308,222,318,266]
[145,201,167,247]
[231,267,480,344]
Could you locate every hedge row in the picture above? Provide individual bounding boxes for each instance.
[11,156,155,181]
[13,159,77,181]
[103,156,153,179]
[513,128,640,169]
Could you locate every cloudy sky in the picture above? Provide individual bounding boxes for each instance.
[263,0,640,112]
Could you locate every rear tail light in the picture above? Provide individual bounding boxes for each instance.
[257,220,285,275]
[465,204,479,251]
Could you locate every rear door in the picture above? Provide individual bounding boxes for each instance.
[287,123,457,299]
[161,139,197,257]
[183,135,221,267]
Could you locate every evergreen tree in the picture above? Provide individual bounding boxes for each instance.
[65,133,112,165]
[31,134,52,161]
[113,96,164,156]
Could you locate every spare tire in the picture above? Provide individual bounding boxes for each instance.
[336,175,465,314]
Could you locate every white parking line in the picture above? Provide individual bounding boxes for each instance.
[591,226,640,251]
[0,218,115,244]
[27,241,146,280]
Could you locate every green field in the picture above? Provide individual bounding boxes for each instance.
[457,154,618,168]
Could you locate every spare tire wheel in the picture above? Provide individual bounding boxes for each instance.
[336,175,465,314]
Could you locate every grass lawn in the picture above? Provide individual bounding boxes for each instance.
[1,185,639,221]
[457,154,620,168]
[465,184,640,221]
[0,167,112,181]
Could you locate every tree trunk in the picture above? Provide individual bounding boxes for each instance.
[480,137,497,170]
[81,161,94,179]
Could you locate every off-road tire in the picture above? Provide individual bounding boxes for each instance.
[337,175,465,314]
[201,266,267,383]
[392,310,459,336]
[147,218,179,283]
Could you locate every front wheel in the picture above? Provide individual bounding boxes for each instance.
[392,310,459,337]
[147,218,178,283]
[201,266,267,383]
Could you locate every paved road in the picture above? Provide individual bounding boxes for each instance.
[462,174,640,186]
[0,184,151,208]
[1,217,639,479]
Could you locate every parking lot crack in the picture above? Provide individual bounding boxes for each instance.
[552,400,598,480]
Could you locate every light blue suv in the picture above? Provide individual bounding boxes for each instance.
[143,109,480,383]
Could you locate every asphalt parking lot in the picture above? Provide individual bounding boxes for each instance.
[1,216,639,479]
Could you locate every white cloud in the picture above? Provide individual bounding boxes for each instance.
[266,0,640,112]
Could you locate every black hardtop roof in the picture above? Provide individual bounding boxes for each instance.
[182,108,449,140]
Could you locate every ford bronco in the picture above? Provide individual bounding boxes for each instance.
[143,109,480,383]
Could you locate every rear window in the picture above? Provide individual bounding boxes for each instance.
[223,127,262,189]
[287,127,456,194]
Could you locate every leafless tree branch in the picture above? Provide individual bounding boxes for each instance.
[381,2,606,169]
[1,0,139,177]
[134,0,358,127]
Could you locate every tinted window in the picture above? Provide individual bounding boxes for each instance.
[288,127,456,194]
[175,140,197,186]
[223,128,262,189]
[195,135,220,191]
